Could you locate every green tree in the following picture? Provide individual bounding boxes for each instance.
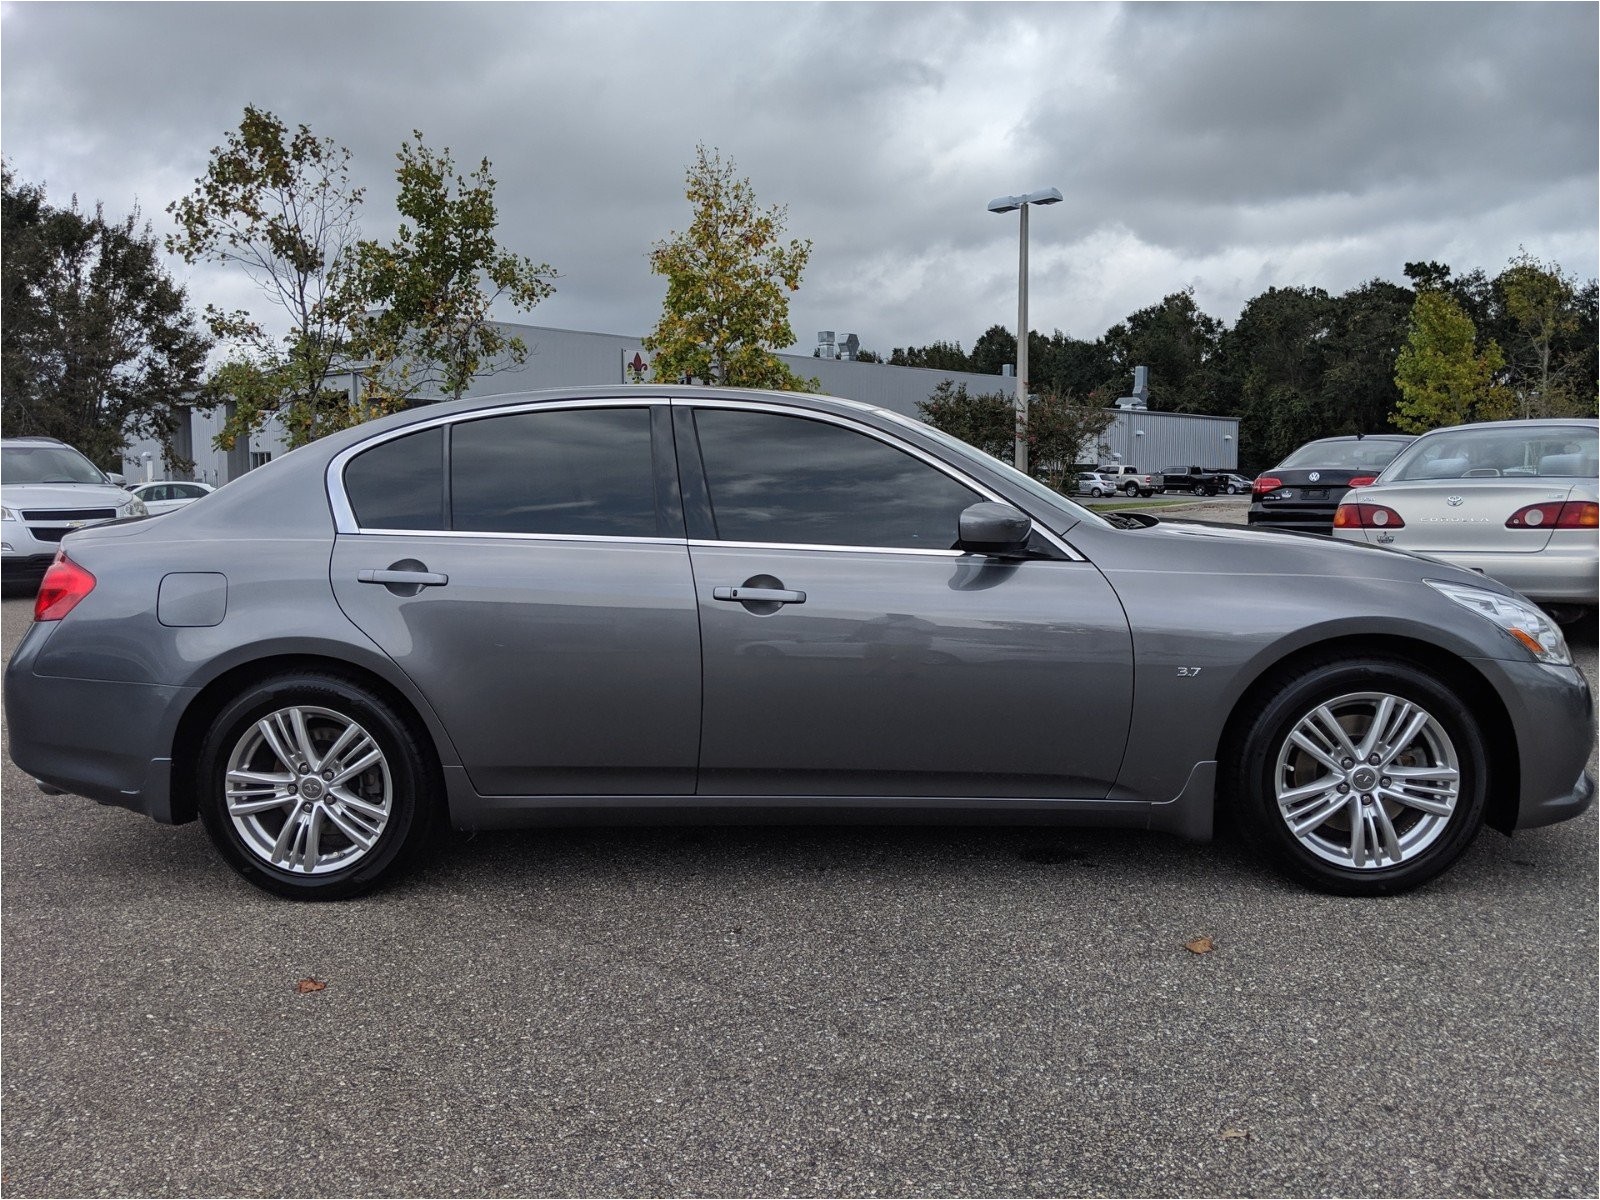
[916,379,1013,459]
[167,105,365,449]
[1219,286,1336,466]
[2,167,210,469]
[644,145,814,390]
[889,340,970,370]
[1496,251,1594,418]
[352,133,557,405]
[1026,389,1117,491]
[1392,290,1513,432]
[1101,289,1224,412]
[1320,279,1414,437]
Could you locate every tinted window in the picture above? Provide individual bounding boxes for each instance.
[693,409,980,549]
[345,427,445,530]
[451,407,657,537]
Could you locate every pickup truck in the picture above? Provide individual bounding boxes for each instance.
[1095,465,1157,497]
[1155,465,1224,496]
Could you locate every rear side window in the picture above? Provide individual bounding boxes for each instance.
[692,409,980,549]
[450,407,658,537]
[345,427,445,530]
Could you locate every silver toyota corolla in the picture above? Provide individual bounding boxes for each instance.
[5,387,1594,899]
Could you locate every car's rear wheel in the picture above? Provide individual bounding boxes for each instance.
[1228,658,1487,895]
[1123,482,1139,497]
[197,673,438,900]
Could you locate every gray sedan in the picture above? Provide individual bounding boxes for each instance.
[5,387,1593,899]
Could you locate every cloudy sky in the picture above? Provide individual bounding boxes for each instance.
[3,2,1595,359]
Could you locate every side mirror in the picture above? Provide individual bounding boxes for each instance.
[106,472,126,487]
[957,502,1033,557]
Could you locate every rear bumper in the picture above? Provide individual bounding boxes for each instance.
[1248,503,1337,536]
[4,623,190,823]
[1426,546,1597,605]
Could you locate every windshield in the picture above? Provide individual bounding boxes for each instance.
[1383,425,1598,482]
[2,443,109,485]
[1276,438,1411,471]
[873,409,1105,533]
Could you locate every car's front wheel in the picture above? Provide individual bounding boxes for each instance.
[1228,658,1487,895]
[197,673,439,899]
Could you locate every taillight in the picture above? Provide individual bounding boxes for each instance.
[34,552,96,621]
[1253,475,1282,495]
[1506,501,1599,529]
[1333,503,1407,529]
[1347,475,1378,488]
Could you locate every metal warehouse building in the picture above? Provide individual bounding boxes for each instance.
[123,322,1239,485]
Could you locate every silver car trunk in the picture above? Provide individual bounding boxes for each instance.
[1366,478,1579,553]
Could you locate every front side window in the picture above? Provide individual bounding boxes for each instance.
[451,406,657,537]
[692,409,981,549]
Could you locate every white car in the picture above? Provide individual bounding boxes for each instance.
[2,436,146,594]
[1074,471,1121,498]
[1331,418,1598,622]
[127,480,215,515]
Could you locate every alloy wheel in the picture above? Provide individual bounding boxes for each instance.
[1273,690,1460,870]
[223,705,393,875]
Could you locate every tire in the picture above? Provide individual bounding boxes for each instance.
[1225,657,1487,895]
[1091,487,1104,497]
[196,673,439,900]
[1123,482,1139,497]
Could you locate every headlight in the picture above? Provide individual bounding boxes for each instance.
[1427,579,1572,666]
[0,505,14,521]
[119,498,147,518]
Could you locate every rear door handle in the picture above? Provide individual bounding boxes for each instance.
[358,569,449,587]
[712,586,805,604]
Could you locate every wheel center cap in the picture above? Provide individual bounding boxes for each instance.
[300,779,324,799]
[1349,767,1379,792]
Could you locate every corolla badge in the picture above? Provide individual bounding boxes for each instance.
[1446,495,1463,507]
[1308,471,1321,482]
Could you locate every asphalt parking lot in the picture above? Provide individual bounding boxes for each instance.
[3,500,1596,1198]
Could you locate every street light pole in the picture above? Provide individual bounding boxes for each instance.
[987,187,1062,475]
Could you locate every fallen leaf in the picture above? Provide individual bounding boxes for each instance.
[1220,1128,1252,1141]
[1185,936,1215,954]
[295,978,327,994]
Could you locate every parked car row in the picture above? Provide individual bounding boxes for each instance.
[5,388,1593,903]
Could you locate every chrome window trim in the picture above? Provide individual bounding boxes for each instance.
[326,397,672,534]
[331,528,685,547]
[688,538,967,558]
[674,397,1083,561]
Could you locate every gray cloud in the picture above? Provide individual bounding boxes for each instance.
[3,1,1593,361]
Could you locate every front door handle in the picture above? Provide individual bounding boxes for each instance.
[712,586,805,605]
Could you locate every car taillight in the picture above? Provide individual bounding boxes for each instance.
[1253,475,1282,495]
[1347,475,1378,488]
[34,552,96,621]
[1506,501,1599,529]
[1333,503,1406,529]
